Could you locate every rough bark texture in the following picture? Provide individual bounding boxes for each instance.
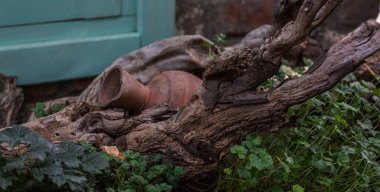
[2,0,380,190]
[0,74,23,127]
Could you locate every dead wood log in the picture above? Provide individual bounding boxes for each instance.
[3,0,380,189]
[21,102,178,146]
[0,74,23,127]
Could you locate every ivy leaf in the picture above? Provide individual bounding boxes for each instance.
[28,134,55,160]
[81,152,109,172]
[292,184,304,192]
[282,58,290,66]
[230,145,248,159]
[361,150,376,165]
[50,104,66,114]
[0,125,33,148]
[173,166,184,176]
[46,163,64,176]
[46,163,65,187]
[56,142,85,168]
[302,57,314,66]
[248,150,273,171]
[64,174,87,192]
[149,165,166,178]
[212,33,226,44]
[3,158,25,172]
[237,168,252,179]
[223,168,232,175]
[358,176,370,188]
[369,137,380,147]
[0,177,16,190]
[342,146,356,154]
[337,152,350,167]
[296,140,311,148]
[354,134,370,148]
[311,156,329,170]
[153,154,163,163]
[31,102,47,118]
[59,142,85,155]
[55,153,81,168]
[357,120,373,130]
[128,174,149,185]
[317,177,333,186]
[271,186,285,192]
[373,88,380,98]
[31,167,49,182]
[50,175,66,187]
[281,65,294,76]
[248,135,262,146]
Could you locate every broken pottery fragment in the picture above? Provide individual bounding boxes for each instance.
[98,65,202,111]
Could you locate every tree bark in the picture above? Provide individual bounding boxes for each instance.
[0,74,23,127]
[2,0,380,189]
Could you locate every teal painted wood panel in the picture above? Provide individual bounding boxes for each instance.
[0,0,176,85]
[138,0,175,46]
[0,16,136,46]
[0,34,140,84]
[122,0,137,16]
[0,0,122,27]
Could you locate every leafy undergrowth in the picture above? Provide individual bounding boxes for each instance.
[0,126,183,192]
[0,125,109,192]
[8,56,380,191]
[31,102,66,118]
[217,74,380,192]
[89,145,184,192]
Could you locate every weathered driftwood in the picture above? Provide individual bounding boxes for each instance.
[78,35,217,105]
[0,74,23,127]
[3,0,380,189]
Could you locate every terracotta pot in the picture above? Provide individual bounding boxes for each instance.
[98,65,202,110]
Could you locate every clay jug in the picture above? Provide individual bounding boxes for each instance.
[98,65,202,110]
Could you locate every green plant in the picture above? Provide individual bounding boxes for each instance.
[31,102,47,118]
[201,33,226,59]
[212,33,226,46]
[218,68,380,191]
[50,104,66,114]
[97,150,183,192]
[0,126,182,192]
[31,102,66,118]
[0,125,109,192]
[221,135,273,191]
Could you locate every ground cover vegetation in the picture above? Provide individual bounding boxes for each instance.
[217,62,380,192]
[2,59,379,191]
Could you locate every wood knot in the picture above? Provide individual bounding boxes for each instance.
[188,139,218,163]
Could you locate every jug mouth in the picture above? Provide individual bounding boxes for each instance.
[98,66,123,107]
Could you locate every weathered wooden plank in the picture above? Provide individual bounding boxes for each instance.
[0,34,140,85]
[138,0,175,46]
[0,16,136,46]
[0,0,122,27]
[82,0,122,19]
[122,0,137,16]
